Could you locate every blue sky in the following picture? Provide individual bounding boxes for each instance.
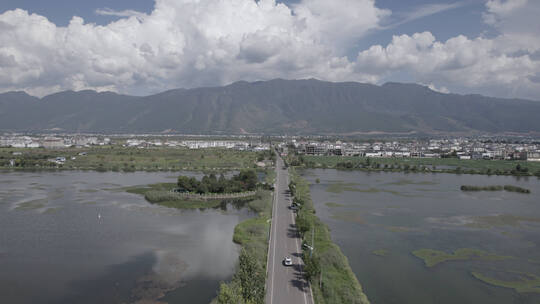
[0,0,539,99]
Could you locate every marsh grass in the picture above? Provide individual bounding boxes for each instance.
[331,212,365,224]
[468,214,540,228]
[460,185,530,193]
[325,182,362,193]
[372,249,389,257]
[472,271,540,293]
[412,248,512,267]
[386,179,438,186]
[325,182,406,197]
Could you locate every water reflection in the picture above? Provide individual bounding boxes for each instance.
[0,171,251,304]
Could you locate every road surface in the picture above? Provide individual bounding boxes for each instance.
[266,156,313,304]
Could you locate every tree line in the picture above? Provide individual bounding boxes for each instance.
[177,170,259,194]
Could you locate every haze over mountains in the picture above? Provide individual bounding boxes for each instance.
[1,79,539,135]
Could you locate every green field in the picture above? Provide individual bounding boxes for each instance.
[0,146,260,171]
[290,169,370,304]
[292,155,540,177]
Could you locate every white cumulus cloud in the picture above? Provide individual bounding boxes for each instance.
[0,0,386,96]
[353,0,540,100]
[0,0,539,100]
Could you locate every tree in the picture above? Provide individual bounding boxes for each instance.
[177,176,195,192]
[217,282,242,304]
[236,169,258,191]
[303,252,321,283]
[236,249,265,304]
[196,183,209,194]
[217,173,227,192]
[295,213,311,236]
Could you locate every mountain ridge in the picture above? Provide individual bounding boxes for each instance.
[1,79,539,135]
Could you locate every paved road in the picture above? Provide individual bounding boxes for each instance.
[266,156,313,304]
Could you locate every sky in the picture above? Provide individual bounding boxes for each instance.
[0,0,539,100]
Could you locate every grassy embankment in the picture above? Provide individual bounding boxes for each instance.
[460,185,531,193]
[290,155,540,177]
[214,182,274,303]
[290,168,370,304]
[0,146,258,172]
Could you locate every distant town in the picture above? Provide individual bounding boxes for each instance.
[285,138,540,161]
[0,134,270,151]
[2,133,540,162]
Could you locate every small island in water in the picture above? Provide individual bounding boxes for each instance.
[127,169,271,209]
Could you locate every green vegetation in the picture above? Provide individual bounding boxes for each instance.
[0,146,259,171]
[177,170,258,194]
[127,181,261,209]
[290,169,370,304]
[372,249,389,257]
[125,170,267,209]
[472,271,540,293]
[503,185,531,193]
[326,182,362,193]
[412,248,512,267]
[461,185,504,191]
[330,212,365,224]
[216,191,272,304]
[460,185,531,193]
[125,182,176,194]
[264,168,276,185]
[325,182,405,196]
[467,214,540,228]
[288,155,540,177]
[386,179,438,186]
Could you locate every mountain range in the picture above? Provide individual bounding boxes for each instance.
[1,79,539,135]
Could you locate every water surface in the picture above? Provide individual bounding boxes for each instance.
[0,171,250,304]
[302,169,540,304]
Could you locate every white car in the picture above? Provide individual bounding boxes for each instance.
[283,256,292,266]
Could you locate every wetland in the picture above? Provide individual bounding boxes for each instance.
[0,171,253,304]
[301,169,540,304]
